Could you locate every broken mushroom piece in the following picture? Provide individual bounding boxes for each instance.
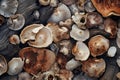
[72,41,90,61]
[9,34,20,45]
[19,47,56,74]
[88,35,109,57]
[20,24,44,44]
[7,14,25,31]
[0,0,18,17]
[28,27,53,48]
[91,0,120,17]
[107,46,117,57]
[82,58,106,78]
[0,15,5,25]
[104,18,117,38]
[48,3,71,23]
[7,57,24,75]
[0,55,7,76]
[39,0,50,6]
[70,24,90,41]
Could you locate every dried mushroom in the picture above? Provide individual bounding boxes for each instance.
[9,34,20,45]
[19,47,56,74]
[39,0,50,6]
[91,0,120,17]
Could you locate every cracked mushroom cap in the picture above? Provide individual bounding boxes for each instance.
[91,0,120,17]
[0,0,18,17]
[20,24,44,44]
[19,47,56,74]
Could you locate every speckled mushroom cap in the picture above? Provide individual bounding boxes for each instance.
[0,0,18,17]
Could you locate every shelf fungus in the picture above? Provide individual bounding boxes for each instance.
[20,24,53,48]
[88,35,109,57]
[0,0,18,17]
[70,24,90,41]
[91,0,120,17]
[19,47,56,74]
[72,41,90,61]
[7,14,25,31]
[0,55,7,76]
[82,58,106,78]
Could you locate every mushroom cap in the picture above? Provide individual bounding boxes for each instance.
[70,24,90,41]
[91,0,120,17]
[72,41,90,61]
[9,34,20,45]
[7,14,25,31]
[48,3,71,23]
[0,55,7,76]
[28,27,53,48]
[0,0,18,17]
[19,47,56,74]
[88,35,109,57]
[39,0,50,6]
[82,58,106,78]
[20,24,44,44]
[107,46,117,57]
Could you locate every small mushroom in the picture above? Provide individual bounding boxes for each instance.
[7,57,24,75]
[88,35,109,57]
[39,0,50,6]
[18,72,32,80]
[0,55,7,76]
[9,34,20,45]
[19,47,56,74]
[72,41,90,61]
[69,4,79,15]
[72,12,87,29]
[104,18,117,38]
[48,3,71,23]
[76,0,86,11]
[20,24,44,44]
[28,27,53,48]
[86,12,103,28]
[91,0,120,17]
[82,58,106,78]
[107,46,117,57]
[117,57,120,67]
[0,0,18,17]
[32,10,40,20]
[0,15,5,25]
[116,72,120,79]
[46,23,70,43]
[50,0,58,7]
[70,24,90,41]
[7,14,25,31]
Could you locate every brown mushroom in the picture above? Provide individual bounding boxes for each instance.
[0,15,5,26]
[19,47,56,75]
[82,58,106,78]
[91,0,120,17]
[88,35,109,57]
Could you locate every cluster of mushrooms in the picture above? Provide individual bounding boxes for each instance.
[0,0,120,80]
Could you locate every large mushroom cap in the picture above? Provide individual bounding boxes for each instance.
[0,0,18,17]
[19,47,56,74]
[91,0,120,17]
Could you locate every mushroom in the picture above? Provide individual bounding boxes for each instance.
[69,4,79,15]
[7,57,24,75]
[82,58,106,78]
[88,35,109,57]
[0,15,5,26]
[46,23,70,43]
[76,0,86,11]
[107,46,117,57]
[70,24,90,41]
[0,55,7,76]
[72,12,87,29]
[117,57,120,67]
[91,0,120,17]
[104,18,117,38]
[86,12,103,28]
[0,0,18,17]
[28,27,53,48]
[20,24,44,44]
[48,3,71,23]
[50,0,58,7]
[72,41,90,61]
[19,47,56,74]
[7,14,25,31]
[9,34,20,45]
[18,72,32,80]
[59,0,76,5]
[116,72,120,79]
[39,0,50,6]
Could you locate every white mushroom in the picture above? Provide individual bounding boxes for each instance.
[72,12,87,29]
[70,24,90,41]
[28,27,53,48]
[7,57,24,75]
[20,24,44,44]
[66,58,81,70]
[72,41,90,61]
[48,3,71,23]
[107,46,117,57]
